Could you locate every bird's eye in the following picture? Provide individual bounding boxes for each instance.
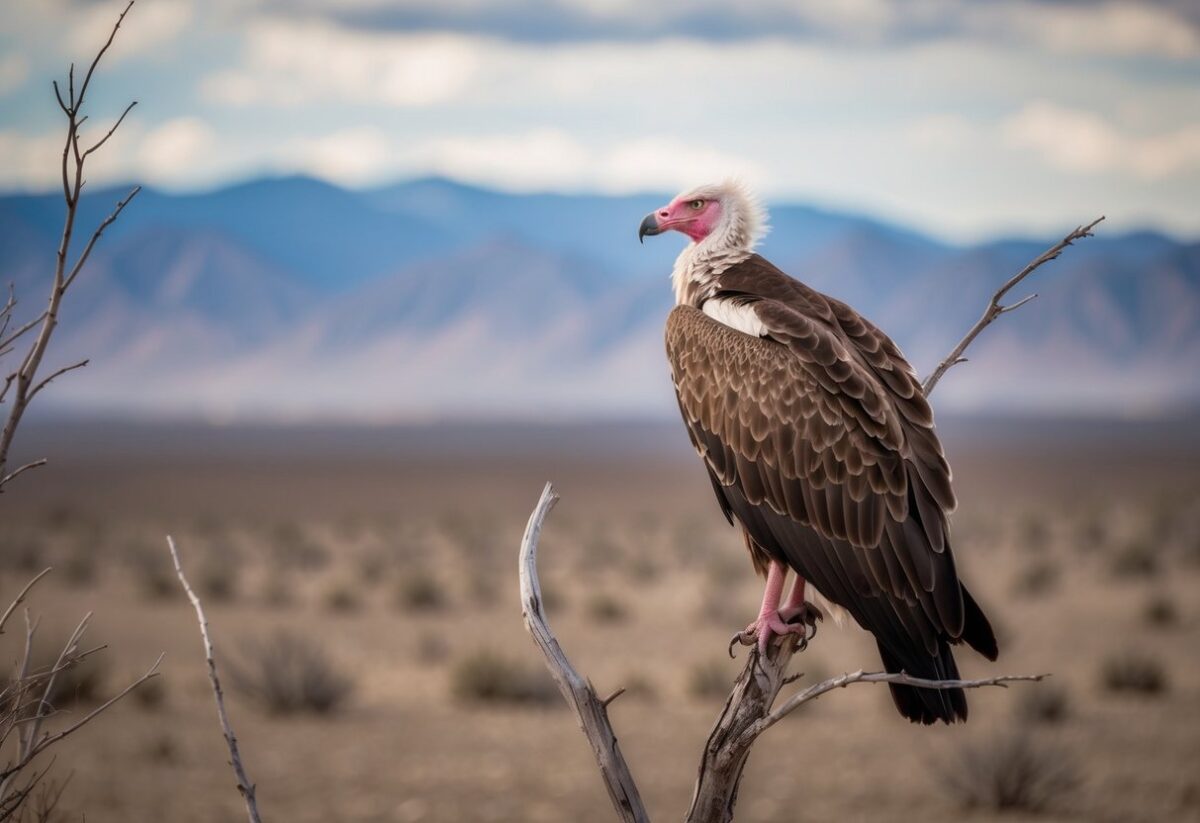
[690,199,704,209]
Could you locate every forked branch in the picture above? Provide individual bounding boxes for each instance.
[922,217,1104,395]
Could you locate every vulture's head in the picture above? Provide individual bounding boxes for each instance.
[638,179,766,252]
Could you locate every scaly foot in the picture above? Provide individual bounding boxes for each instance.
[728,609,812,658]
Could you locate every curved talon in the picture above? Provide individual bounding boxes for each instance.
[727,629,755,658]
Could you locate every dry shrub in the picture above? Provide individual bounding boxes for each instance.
[125,541,175,600]
[396,570,448,612]
[197,561,238,603]
[261,573,296,608]
[1109,540,1159,578]
[626,554,661,585]
[451,651,558,705]
[1012,559,1060,599]
[323,580,362,614]
[268,522,329,571]
[1019,513,1050,553]
[131,674,167,711]
[1100,651,1168,695]
[621,671,658,702]
[229,630,354,715]
[60,542,98,587]
[0,532,46,572]
[416,632,451,664]
[1015,683,1070,725]
[940,731,1079,813]
[1142,594,1179,628]
[688,659,731,700]
[585,592,629,624]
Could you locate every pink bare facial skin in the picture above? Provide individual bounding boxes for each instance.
[654,197,723,242]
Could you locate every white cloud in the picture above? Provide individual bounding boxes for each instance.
[201,20,479,107]
[0,130,63,189]
[972,1,1200,60]
[597,137,767,193]
[0,54,29,96]
[421,129,592,190]
[1004,101,1200,178]
[275,126,764,194]
[66,0,194,62]
[283,128,394,185]
[141,117,217,182]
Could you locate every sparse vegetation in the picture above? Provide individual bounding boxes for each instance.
[451,651,558,705]
[940,731,1080,813]
[585,592,629,623]
[268,522,329,571]
[126,541,176,600]
[1015,683,1071,725]
[1012,559,1061,598]
[1143,594,1180,628]
[1101,651,1168,695]
[688,659,732,700]
[229,630,354,715]
[323,580,362,613]
[396,569,448,611]
[1109,540,1159,578]
[197,561,238,603]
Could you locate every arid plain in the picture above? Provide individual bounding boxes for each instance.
[2,419,1198,822]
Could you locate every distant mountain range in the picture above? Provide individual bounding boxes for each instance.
[1,176,1196,420]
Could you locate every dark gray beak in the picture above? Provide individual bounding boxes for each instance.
[638,213,662,244]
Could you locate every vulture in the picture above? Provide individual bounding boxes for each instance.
[639,180,997,724]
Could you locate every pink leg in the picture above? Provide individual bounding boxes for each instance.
[737,560,810,655]
[782,575,806,614]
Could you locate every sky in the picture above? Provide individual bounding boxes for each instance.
[1,0,1199,242]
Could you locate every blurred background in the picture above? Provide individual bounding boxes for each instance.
[1,1,1198,821]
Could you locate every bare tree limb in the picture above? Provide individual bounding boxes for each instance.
[167,536,263,823]
[519,484,649,823]
[747,670,1047,743]
[27,360,89,403]
[922,216,1104,395]
[62,186,141,290]
[0,2,138,493]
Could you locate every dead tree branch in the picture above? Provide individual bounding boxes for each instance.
[167,536,263,823]
[922,217,1105,396]
[0,0,139,494]
[519,484,649,823]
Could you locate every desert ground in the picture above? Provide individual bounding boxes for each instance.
[1,420,1198,822]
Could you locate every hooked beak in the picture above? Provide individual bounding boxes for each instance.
[638,213,662,244]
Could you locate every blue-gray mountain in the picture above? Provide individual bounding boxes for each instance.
[1,177,1196,419]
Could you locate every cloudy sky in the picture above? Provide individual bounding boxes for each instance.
[2,0,1198,241]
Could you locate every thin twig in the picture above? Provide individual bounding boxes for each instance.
[922,217,1104,395]
[519,484,649,823]
[0,460,48,489]
[746,670,1049,743]
[167,536,263,823]
[63,187,140,290]
[27,360,89,403]
[0,568,52,635]
[83,101,137,158]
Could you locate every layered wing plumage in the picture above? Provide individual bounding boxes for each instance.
[667,254,997,723]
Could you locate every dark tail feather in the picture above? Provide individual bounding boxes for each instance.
[960,585,999,661]
[876,640,967,725]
